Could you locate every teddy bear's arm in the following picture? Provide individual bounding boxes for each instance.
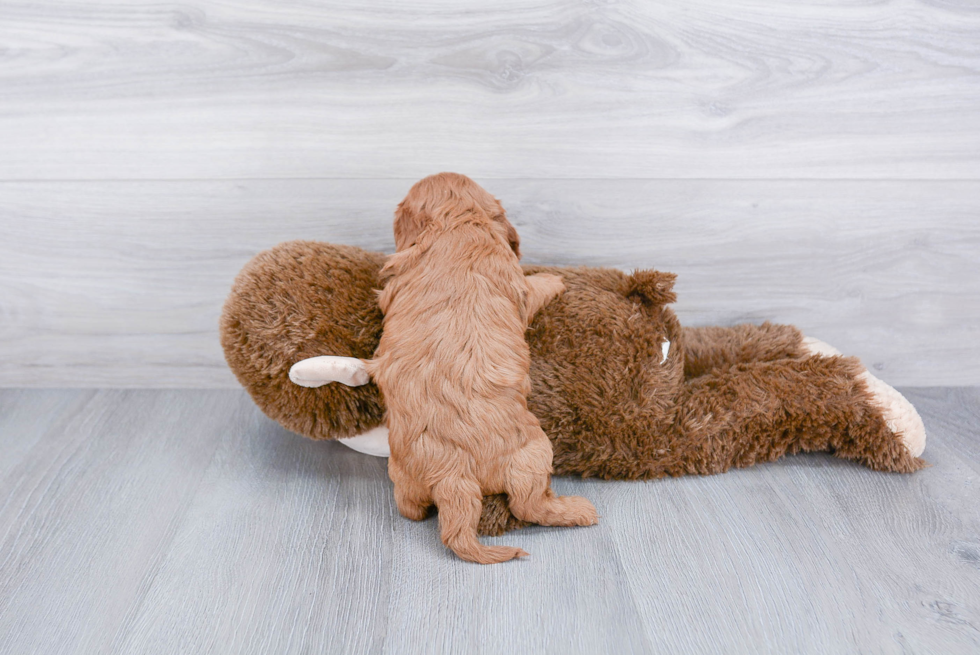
[288,356,370,388]
[288,355,392,456]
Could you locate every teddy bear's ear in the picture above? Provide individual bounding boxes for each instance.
[626,270,677,306]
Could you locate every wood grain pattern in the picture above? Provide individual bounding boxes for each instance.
[1,179,977,387]
[607,387,980,652]
[0,0,978,179]
[0,389,232,655]
[0,388,978,654]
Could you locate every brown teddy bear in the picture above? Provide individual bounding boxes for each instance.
[220,240,926,536]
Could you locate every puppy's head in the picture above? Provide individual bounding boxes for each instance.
[393,172,520,258]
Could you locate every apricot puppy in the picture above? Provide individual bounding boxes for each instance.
[365,173,598,564]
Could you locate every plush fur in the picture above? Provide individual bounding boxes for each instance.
[365,173,597,563]
[221,242,387,441]
[221,242,926,538]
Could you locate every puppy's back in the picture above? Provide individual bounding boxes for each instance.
[369,223,533,453]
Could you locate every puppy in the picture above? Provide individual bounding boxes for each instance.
[365,173,598,564]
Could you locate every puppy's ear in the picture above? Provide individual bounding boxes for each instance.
[490,199,521,258]
[393,199,427,251]
[503,219,521,259]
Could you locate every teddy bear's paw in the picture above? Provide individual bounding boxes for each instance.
[337,426,391,457]
[289,356,370,388]
[858,371,927,458]
[803,335,926,457]
[801,336,843,358]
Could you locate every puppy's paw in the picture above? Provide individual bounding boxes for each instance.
[554,495,599,527]
[397,502,431,522]
[535,273,566,301]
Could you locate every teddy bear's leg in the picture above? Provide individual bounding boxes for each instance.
[802,337,926,457]
[478,495,532,536]
[682,322,806,379]
[288,356,370,388]
[675,355,926,475]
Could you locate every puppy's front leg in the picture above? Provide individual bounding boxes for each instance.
[525,273,565,322]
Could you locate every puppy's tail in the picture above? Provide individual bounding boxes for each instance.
[433,477,528,564]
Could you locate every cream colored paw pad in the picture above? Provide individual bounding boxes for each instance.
[289,356,370,388]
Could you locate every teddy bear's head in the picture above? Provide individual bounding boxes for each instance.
[221,241,388,441]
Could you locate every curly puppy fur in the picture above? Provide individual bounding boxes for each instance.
[221,243,926,538]
[366,173,597,564]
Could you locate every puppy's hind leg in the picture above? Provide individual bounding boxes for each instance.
[389,457,432,521]
[431,476,528,564]
[504,428,599,527]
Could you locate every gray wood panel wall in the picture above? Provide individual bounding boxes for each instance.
[1,0,978,387]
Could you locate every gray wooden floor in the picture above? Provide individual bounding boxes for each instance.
[1,387,978,654]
